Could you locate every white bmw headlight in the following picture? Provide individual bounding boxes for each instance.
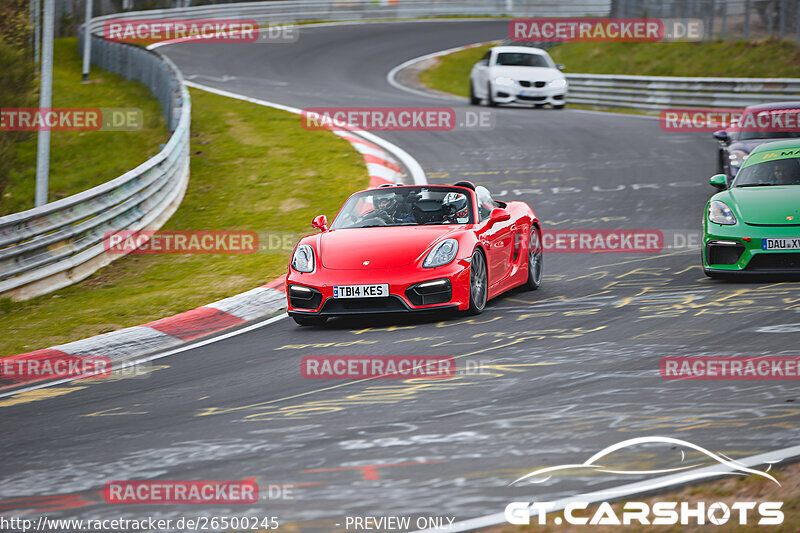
[291,244,315,272]
[708,200,737,225]
[494,76,515,86]
[423,239,458,268]
[548,78,567,88]
[728,150,749,169]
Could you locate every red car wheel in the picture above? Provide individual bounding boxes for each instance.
[468,249,488,314]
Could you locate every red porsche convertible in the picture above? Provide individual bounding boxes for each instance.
[286,181,542,326]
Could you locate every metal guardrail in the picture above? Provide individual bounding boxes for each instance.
[565,73,800,111]
[0,37,190,300]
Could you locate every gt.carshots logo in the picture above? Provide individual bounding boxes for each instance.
[506,500,783,526]
[505,437,784,526]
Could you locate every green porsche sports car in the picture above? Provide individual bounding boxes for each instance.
[703,139,800,277]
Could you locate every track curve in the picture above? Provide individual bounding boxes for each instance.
[2,20,799,532]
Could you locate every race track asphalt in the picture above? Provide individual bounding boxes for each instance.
[2,20,799,531]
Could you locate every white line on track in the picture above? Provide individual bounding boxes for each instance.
[386,41,502,100]
[0,314,287,400]
[182,81,428,185]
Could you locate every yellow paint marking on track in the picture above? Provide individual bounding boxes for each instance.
[350,325,417,335]
[80,364,170,383]
[197,337,532,418]
[83,405,148,417]
[673,264,704,275]
[0,386,87,407]
[0,364,170,409]
[614,266,672,279]
[631,329,712,340]
[588,249,694,270]
[465,362,560,377]
[515,312,556,319]
[393,336,445,344]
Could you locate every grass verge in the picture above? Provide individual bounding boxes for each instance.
[2,38,168,215]
[0,87,367,356]
[418,39,800,99]
[484,460,800,532]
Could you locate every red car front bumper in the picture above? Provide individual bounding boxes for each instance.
[286,259,472,317]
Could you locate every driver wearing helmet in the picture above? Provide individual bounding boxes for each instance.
[375,193,415,224]
[442,193,469,223]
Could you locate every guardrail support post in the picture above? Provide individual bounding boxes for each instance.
[82,0,93,82]
[778,0,786,38]
[33,0,40,63]
[743,0,750,39]
[35,0,54,207]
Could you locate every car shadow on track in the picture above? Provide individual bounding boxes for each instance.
[294,287,538,330]
[705,274,800,284]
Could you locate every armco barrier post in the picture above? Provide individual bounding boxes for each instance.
[35,0,54,207]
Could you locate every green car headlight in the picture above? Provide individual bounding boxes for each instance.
[708,200,737,225]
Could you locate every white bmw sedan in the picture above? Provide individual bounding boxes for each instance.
[469,46,567,108]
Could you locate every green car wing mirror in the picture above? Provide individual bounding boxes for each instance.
[709,174,727,189]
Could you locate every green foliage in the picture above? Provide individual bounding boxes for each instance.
[0,0,36,207]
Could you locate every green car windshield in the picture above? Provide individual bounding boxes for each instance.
[734,156,800,187]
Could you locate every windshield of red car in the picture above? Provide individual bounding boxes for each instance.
[331,187,474,228]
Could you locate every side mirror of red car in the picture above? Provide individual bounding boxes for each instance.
[312,215,328,232]
[488,208,511,225]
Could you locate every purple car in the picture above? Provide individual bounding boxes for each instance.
[713,101,800,185]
